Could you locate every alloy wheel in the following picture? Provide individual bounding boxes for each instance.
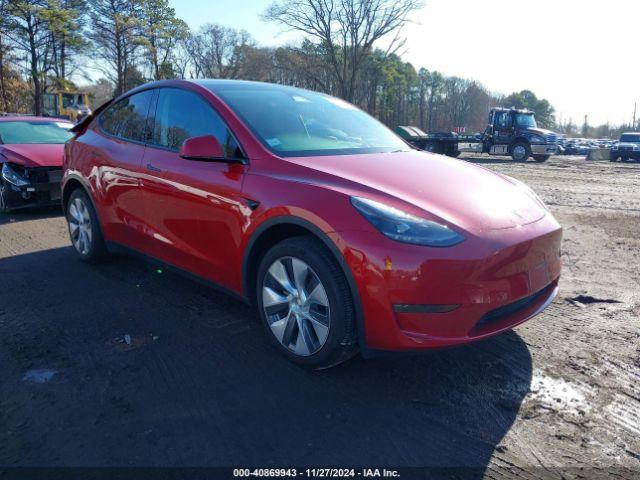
[68,197,92,255]
[262,256,331,356]
[0,181,6,212]
[513,144,527,161]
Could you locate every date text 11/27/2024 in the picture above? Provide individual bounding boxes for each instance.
[233,468,400,477]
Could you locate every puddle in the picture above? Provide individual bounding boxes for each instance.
[22,368,57,384]
[529,372,591,415]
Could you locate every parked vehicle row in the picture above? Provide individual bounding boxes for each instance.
[1,80,562,368]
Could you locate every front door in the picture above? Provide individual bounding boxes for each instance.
[88,89,154,250]
[140,87,249,289]
[494,111,514,146]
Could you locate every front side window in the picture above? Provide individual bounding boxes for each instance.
[99,90,154,143]
[208,83,409,157]
[0,121,73,144]
[151,88,241,158]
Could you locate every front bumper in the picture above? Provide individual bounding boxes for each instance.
[330,214,562,352]
[2,167,62,210]
[531,144,557,155]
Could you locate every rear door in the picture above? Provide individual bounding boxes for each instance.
[89,89,155,249]
[140,87,248,288]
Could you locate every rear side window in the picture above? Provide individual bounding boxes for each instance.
[99,90,154,142]
[151,88,242,158]
[495,112,513,128]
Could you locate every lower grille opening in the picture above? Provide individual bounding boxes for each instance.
[475,284,554,328]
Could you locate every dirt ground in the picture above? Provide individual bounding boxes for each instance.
[0,154,638,478]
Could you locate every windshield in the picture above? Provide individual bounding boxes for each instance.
[0,121,73,144]
[515,114,537,128]
[212,85,409,157]
[620,134,640,143]
[62,93,86,108]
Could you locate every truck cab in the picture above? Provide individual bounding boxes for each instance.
[43,91,91,123]
[479,108,558,161]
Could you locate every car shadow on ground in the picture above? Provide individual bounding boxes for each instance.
[0,207,62,225]
[0,246,533,476]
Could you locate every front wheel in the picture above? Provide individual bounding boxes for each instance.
[256,236,357,369]
[533,154,550,162]
[66,189,107,262]
[511,141,531,162]
[0,177,9,213]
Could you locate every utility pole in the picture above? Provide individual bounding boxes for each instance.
[633,102,637,130]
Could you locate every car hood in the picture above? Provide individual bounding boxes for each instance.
[523,127,555,137]
[285,150,546,233]
[0,143,64,167]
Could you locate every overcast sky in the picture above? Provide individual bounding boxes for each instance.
[170,0,638,126]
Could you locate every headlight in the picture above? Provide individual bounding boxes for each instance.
[530,135,544,144]
[350,197,465,247]
[1,162,30,187]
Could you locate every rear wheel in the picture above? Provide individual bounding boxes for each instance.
[66,189,107,262]
[256,236,357,369]
[533,154,550,162]
[511,141,531,162]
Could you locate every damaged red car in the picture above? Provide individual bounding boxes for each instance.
[62,80,562,368]
[0,117,73,211]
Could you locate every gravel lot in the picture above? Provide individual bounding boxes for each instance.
[0,155,638,477]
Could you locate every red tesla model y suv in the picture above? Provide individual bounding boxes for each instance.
[62,80,562,368]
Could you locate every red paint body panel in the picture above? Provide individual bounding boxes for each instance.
[62,79,562,353]
[0,144,65,167]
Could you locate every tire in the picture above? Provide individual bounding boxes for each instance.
[0,177,9,213]
[511,141,531,162]
[533,154,550,162]
[255,236,357,369]
[66,188,107,262]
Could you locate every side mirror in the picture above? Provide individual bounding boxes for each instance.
[179,135,225,161]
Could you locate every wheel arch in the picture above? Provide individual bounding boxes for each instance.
[509,137,531,152]
[61,176,85,214]
[61,174,104,228]
[242,216,365,349]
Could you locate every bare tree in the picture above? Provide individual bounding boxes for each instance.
[185,24,254,79]
[263,0,423,101]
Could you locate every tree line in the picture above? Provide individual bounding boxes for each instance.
[0,0,633,137]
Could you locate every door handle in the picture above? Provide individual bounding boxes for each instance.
[146,163,161,173]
